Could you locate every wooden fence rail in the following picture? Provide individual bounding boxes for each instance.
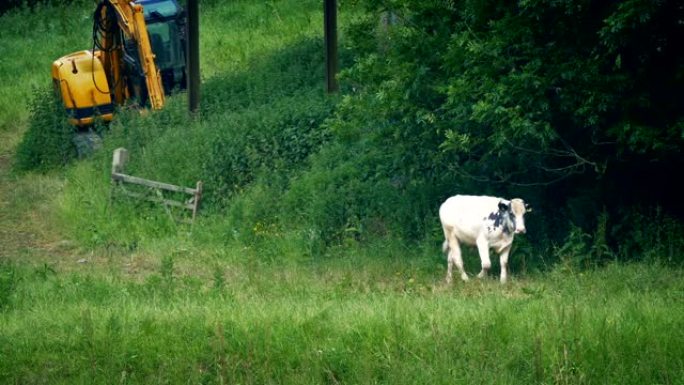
[110,148,203,223]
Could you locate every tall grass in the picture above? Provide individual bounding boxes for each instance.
[0,3,91,131]
[1,259,682,384]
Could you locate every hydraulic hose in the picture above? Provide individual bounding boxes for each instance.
[91,1,122,94]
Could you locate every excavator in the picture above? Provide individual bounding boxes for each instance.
[51,0,187,127]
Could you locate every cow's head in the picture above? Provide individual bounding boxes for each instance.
[498,198,530,234]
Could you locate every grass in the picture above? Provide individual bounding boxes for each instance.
[0,3,91,131]
[1,258,682,384]
[1,1,683,384]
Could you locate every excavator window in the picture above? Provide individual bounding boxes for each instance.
[138,0,186,93]
[147,22,180,69]
[137,0,181,20]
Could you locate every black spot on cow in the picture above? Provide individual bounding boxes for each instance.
[488,208,514,235]
[488,211,503,228]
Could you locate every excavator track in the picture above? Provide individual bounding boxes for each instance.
[73,131,103,158]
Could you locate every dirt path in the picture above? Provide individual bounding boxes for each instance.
[0,129,25,258]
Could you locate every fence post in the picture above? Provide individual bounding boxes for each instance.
[192,181,203,222]
[112,148,129,174]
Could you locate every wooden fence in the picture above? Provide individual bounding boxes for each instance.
[110,148,203,223]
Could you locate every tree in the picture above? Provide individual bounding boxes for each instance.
[321,0,683,257]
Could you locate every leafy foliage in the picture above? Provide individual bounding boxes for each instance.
[201,92,334,207]
[0,0,89,16]
[293,0,684,261]
[14,87,77,172]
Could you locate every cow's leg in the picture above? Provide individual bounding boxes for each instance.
[445,231,468,283]
[476,235,491,278]
[450,241,468,282]
[446,249,454,284]
[499,246,512,283]
[442,226,454,284]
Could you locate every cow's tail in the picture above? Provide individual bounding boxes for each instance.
[442,240,449,256]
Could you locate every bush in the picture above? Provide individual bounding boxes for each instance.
[613,206,684,265]
[200,93,334,207]
[14,87,77,172]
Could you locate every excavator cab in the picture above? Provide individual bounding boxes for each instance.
[123,0,187,105]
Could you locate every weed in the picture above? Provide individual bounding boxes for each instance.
[14,87,77,172]
[160,255,175,283]
[0,261,19,311]
[212,265,225,291]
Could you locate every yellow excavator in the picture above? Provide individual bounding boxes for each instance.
[51,0,187,127]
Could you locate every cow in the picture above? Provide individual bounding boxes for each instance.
[439,195,530,284]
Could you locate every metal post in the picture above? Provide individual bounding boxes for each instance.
[324,0,338,93]
[187,0,200,113]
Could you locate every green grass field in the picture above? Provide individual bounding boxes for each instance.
[2,257,683,384]
[1,1,683,384]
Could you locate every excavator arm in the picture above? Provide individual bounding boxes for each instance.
[98,0,165,109]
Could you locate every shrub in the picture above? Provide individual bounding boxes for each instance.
[199,91,334,208]
[14,87,77,172]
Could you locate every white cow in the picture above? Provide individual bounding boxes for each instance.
[439,195,530,283]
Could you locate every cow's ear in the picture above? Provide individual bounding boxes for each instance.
[525,203,533,213]
[498,201,510,212]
